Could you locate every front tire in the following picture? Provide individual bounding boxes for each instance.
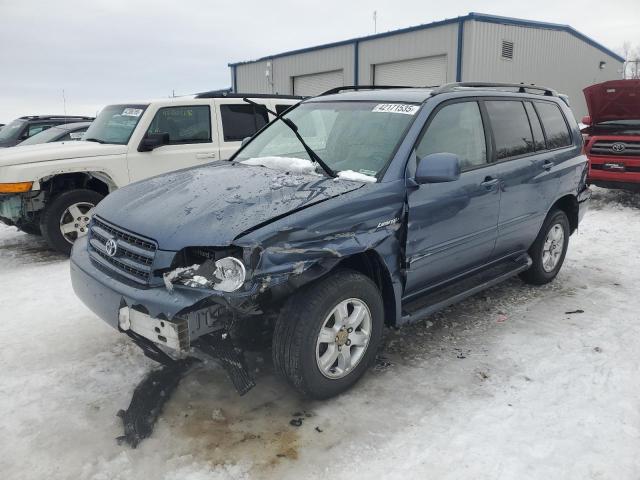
[40,189,104,255]
[272,269,384,399]
[520,209,570,285]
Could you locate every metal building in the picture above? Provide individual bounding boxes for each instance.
[228,12,624,118]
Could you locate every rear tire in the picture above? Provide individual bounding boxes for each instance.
[40,189,103,255]
[520,209,570,285]
[272,269,384,399]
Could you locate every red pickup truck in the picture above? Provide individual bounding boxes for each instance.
[582,79,640,191]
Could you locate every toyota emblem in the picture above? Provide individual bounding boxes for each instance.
[105,239,118,257]
[612,142,626,153]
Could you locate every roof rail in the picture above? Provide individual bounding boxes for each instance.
[195,91,304,100]
[431,82,558,97]
[319,85,418,96]
[19,115,94,120]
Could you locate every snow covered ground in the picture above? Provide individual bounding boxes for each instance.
[1,187,640,480]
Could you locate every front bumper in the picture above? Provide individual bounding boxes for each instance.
[70,236,258,354]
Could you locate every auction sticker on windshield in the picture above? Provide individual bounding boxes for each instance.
[372,104,419,115]
[122,108,143,117]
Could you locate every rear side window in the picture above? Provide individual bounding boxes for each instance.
[524,102,545,151]
[535,102,571,149]
[416,101,487,171]
[485,101,533,160]
[147,105,211,144]
[220,104,269,142]
[27,123,54,137]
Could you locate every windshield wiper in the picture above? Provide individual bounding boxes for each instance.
[242,98,336,178]
[84,137,106,144]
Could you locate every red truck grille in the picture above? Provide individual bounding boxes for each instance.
[590,140,640,157]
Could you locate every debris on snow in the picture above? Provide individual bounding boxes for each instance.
[565,309,585,314]
[116,358,198,448]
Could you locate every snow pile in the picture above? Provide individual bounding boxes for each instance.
[241,156,319,175]
[336,170,377,183]
[2,186,640,479]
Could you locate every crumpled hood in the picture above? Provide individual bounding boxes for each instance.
[94,162,365,250]
[583,80,640,124]
[0,141,127,167]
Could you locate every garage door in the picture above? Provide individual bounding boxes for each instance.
[373,55,447,87]
[292,70,344,96]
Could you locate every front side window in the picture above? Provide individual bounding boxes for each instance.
[220,104,269,142]
[535,101,572,149]
[235,101,418,178]
[416,101,487,170]
[83,104,148,145]
[486,100,534,160]
[146,105,211,144]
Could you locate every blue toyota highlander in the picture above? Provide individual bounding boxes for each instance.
[71,83,590,399]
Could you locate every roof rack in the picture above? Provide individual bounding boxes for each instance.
[319,85,419,96]
[431,82,558,97]
[195,91,304,100]
[19,115,94,120]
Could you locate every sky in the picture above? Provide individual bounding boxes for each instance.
[0,0,638,123]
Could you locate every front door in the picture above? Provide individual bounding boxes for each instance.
[405,100,500,295]
[127,104,218,182]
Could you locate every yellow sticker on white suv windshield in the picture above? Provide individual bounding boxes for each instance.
[372,104,419,115]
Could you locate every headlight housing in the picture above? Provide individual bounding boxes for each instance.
[212,256,246,292]
[164,249,247,293]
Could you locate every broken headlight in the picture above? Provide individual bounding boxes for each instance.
[164,248,247,293]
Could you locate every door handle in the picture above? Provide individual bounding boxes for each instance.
[542,160,554,171]
[480,176,499,188]
[196,152,217,159]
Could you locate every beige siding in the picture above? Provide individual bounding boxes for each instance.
[234,60,271,94]
[358,23,458,85]
[462,20,624,118]
[235,44,353,95]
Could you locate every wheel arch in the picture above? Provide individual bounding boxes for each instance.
[39,171,116,198]
[336,250,399,327]
[550,194,579,234]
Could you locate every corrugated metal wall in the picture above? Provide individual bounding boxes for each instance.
[358,23,458,84]
[462,20,624,118]
[235,44,354,95]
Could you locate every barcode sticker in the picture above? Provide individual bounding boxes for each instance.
[122,108,143,117]
[372,104,419,115]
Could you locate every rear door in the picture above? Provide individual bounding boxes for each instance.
[405,99,500,294]
[487,99,562,258]
[127,103,218,182]
[214,99,270,159]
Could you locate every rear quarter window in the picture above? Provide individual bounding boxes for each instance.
[535,102,572,149]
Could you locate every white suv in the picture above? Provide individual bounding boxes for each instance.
[0,92,301,253]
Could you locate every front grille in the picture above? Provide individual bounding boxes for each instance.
[590,140,640,157]
[88,216,157,285]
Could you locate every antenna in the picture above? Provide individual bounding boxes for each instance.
[373,10,377,33]
[62,89,67,124]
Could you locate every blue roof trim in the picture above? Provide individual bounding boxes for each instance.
[466,13,624,62]
[228,12,624,67]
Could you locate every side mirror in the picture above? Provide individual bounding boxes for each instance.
[138,132,169,152]
[415,153,461,184]
[240,136,251,147]
[581,115,591,126]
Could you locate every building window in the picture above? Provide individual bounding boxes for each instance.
[501,40,514,60]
